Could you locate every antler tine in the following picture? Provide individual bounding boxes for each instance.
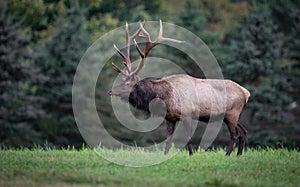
[158,19,163,38]
[134,39,145,58]
[112,62,128,76]
[139,21,151,43]
[125,22,132,72]
[126,21,147,72]
[155,20,184,44]
[132,39,145,75]
[113,44,131,73]
[123,22,133,72]
[131,22,154,75]
[113,44,126,60]
[130,20,146,40]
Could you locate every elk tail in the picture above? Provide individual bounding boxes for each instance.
[239,86,251,105]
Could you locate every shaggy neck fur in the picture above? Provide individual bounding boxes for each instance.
[128,79,171,114]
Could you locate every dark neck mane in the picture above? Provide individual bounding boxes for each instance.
[128,79,171,114]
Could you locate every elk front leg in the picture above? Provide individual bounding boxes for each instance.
[165,120,176,155]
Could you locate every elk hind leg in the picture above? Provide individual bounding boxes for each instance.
[237,123,247,156]
[224,115,239,156]
[185,117,194,155]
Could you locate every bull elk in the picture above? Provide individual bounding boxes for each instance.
[108,20,250,156]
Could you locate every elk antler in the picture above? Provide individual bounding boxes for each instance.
[112,21,145,74]
[132,20,183,75]
[112,20,183,75]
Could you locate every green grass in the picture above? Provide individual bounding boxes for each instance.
[0,148,299,187]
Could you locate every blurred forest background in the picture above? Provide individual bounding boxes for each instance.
[0,0,299,149]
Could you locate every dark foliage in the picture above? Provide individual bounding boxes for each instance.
[37,1,89,147]
[224,7,291,124]
[97,0,161,21]
[0,3,46,147]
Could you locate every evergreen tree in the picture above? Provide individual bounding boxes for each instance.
[289,8,300,69]
[225,7,291,124]
[169,0,210,76]
[98,0,161,22]
[287,8,300,127]
[0,3,45,146]
[175,0,220,47]
[175,0,207,36]
[175,0,248,48]
[39,1,89,147]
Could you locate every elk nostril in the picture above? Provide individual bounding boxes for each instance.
[108,90,112,95]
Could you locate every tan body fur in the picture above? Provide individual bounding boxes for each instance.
[158,74,250,120]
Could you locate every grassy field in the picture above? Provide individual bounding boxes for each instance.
[0,148,299,187]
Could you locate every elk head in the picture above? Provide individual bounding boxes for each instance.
[108,20,183,100]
